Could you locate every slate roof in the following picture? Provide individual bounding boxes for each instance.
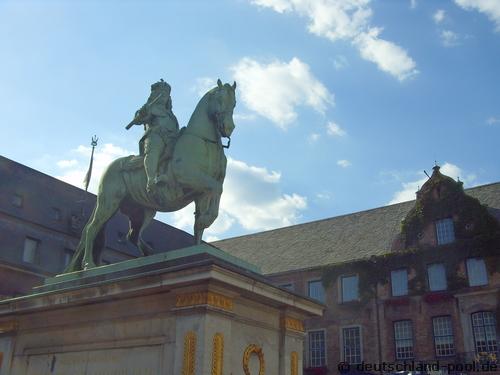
[0,155,194,274]
[213,182,500,275]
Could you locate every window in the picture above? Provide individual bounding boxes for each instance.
[308,280,325,302]
[391,269,408,296]
[433,316,455,356]
[278,283,294,291]
[436,218,455,245]
[308,330,326,367]
[427,263,447,291]
[23,238,39,264]
[63,248,74,267]
[471,312,498,355]
[341,275,359,302]
[52,207,61,221]
[342,327,362,364]
[12,194,23,207]
[394,320,414,360]
[466,258,488,287]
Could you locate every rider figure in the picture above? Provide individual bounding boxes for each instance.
[129,79,179,192]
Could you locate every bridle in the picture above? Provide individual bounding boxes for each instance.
[184,86,233,149]
[211,88,233,149]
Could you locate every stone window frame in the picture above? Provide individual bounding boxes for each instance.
[339,274,359,303]
[390,268,408,297]
[465,258,489,287]
[11,193,23,208]
[52,207,62,221]
[471,311,498,355]
[432,315,456,357]
[340,325,363,365]
[426,263,447,292]
[393,320,414,360]
[22,237,40,265]
[307,328,327,368]
[307,279,325,303]
[435,218,455,245]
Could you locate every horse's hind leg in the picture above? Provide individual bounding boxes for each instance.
[137,209,156,256]
[126,208,156,256]
[82,193,122,270]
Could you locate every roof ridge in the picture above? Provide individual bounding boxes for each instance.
[214,181,500,244]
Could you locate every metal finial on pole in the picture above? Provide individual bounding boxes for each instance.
[83,135,98,192]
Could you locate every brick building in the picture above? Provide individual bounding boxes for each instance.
[215,166,500,374]
[1,155,498,373]
[0,155,194,298]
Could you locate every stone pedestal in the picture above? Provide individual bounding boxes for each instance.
[0,244,322,374]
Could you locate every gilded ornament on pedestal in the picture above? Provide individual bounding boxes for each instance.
[182,331,196,375]
[175,291,233,311]
[282,317,305,332]
[211,332,224,375]
[242,344,265,375]
[291,351,298,375]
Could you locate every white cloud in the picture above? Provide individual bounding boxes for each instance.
[308,132,321,143]
[326,121,346,137]
[332,55,349,70]
[233,112,257,121]
[440,29,460,46]
[388,162,479,204]
[168,157,307,234]
[251,0,418,81]
[192,77,216,97]
[231,57,333,128]
[354,28,418,81]
[55,143,132,193]
[433,9,446,24]
[56,159,78,168]
[410,0,418,10]
[486,116,500,125]
[455,0,500,31]
[337,159,351,168]
[316,191,332,200]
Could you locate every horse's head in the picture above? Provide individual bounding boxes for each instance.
[208,79,236,140]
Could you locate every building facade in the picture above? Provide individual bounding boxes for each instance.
[1,155,498,374]
[0,155,194,297]
[215,166,500,374]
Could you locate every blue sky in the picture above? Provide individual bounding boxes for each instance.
[1,0,499,241]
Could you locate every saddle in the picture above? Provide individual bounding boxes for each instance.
[120,131,185,205]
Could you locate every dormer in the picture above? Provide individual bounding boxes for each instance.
[400,165,499,248]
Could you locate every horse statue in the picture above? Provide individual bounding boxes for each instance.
[65,79,236,272]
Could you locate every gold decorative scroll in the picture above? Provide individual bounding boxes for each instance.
[0,320,18,334]
[291,351,298,375]
[242,344,265,375]
[176,291,233,311]
[211,333,224,375]
[282,317,304,332]
[182,331,196,375]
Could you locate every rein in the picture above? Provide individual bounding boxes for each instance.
[184,88,232,149]
[184,130,231,149]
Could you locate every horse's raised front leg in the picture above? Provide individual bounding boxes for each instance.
[194,193,222,244]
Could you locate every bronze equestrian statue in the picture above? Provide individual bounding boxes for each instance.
[65,79,236,272]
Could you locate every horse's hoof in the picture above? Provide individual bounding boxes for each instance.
[83,262,96,270]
